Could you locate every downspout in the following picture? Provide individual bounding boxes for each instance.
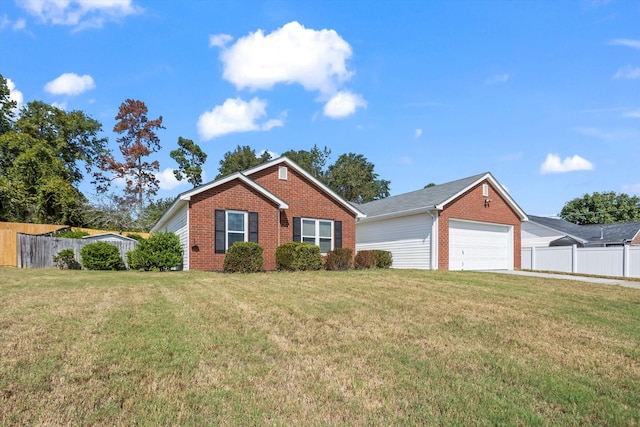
[427,208,438,270]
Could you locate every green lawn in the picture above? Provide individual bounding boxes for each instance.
[1,267,639,426]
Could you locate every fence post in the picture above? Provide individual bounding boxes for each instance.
[572,244,578,273]
[623,244,629,278]
[531,246,536,270]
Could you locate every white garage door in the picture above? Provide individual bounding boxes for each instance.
[449,219,512,271]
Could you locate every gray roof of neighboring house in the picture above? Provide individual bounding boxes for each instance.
[356,172,528,221]
[528,215,640,246]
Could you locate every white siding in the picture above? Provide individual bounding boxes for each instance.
[630,247,640,278]
[449,220,512,270]
[162,205,189,271]
[356,213,433,269]
[521,221,564,248]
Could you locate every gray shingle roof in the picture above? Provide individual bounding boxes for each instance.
[528,215,640,246]
[356,172,490,219]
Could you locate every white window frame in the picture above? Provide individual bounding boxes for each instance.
[226,210,248,250]
[301,218,333,254]
[279,166,288,180]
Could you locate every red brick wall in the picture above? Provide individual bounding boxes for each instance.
[188,164,357,271]
[437,179,522,270]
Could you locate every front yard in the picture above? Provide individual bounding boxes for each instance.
[1,267,639,426]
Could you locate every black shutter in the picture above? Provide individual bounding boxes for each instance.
[334,221,342,248]
[215,210,226,253]
[249,212,258,243]
[293,217,301,242]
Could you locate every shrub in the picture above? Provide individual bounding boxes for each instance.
[375,250,393,269]
[127,231,182,271]
[276,242,322,271]
[324,247,353,271]
[80,242,123,270]
[53,229,89,239]
[53,248,81,270]
[223,241,264,273]
[354,250,377,269]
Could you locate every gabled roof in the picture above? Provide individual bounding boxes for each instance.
[151,156,364,232]
[357,172,527,222]
[527,215,640,246]
[82,232,137,242]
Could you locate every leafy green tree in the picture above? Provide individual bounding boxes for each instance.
[97,99,164,217]
[137,197,176,232]
[560,191,640,224]
[217,145,271,178]
[170,137,207,187]
[281,145,331,181]
[325,153,390,203]
[0,73,17,135]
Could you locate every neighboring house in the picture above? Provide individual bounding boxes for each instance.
[356,172,527,271]
[522,215,640,247]
[82,232,138,243]
[151,156,365,271]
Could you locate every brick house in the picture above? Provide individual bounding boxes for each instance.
[356,172,527,270]
[151,156,365,271]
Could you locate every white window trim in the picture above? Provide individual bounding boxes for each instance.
[279,166,288,180]
[301,218,334,254]
[226,210,248,250]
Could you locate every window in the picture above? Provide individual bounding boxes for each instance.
[482,184,489,197]
[302,218,333,253]
[226,211,247,249]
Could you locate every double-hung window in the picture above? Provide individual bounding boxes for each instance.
[302,218,333,254]
[226,211,247,249]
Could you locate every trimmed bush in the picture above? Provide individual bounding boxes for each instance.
[80,242,123,270]
[52,229,89,239]
[223,241,264,273]
[324,247,353,271]
[375,250,393,269]
[354,250,377,269]
[276,242,322,271]
[127,232,182,271]
[53,248,81,270]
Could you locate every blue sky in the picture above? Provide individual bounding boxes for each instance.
[1,0,639,216]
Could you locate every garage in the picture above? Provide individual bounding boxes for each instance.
[449,219,513,270]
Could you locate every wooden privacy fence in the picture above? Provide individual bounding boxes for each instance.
[17,234,138,269]
[1,221,150,267]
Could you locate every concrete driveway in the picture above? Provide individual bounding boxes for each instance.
[488,270,640,290]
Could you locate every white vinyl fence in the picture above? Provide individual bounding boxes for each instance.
[522,245,640,279]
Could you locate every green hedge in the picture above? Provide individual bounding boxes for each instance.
[80,242,123,270]
[276,242,322,271]
[375,250,393,269]
[223,242,264,273]
[127,232,182,271]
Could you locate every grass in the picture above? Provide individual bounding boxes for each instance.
[1,267,639,426]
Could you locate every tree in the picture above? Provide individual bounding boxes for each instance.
[0,73,17,135]
[560,191,640,224]
[170,137,207,187]
[325,153,390,203]
[281,145,331,181]
[217,145,271,178]
[0,100,108,225]
[97,99,164,217]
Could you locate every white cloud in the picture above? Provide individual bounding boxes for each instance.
[6,78,24,113]
[220,21,354,95]
[13,18,26,30]
[399,156,413,165]
[156,168,185,191]
[44,73,95,96]
[51,101,67,110]
[610,38,640,50]
[540,153,594,174]
[414,129,423,139]
[323,91,366,118]
[485,73,510,84]
[623,109,640,118]
[209,33,232,48]
[19,0,140,29]
[613,66,640,80]
[197,97,283,141]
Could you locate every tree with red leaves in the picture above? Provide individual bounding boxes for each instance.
[97,99,164,217]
